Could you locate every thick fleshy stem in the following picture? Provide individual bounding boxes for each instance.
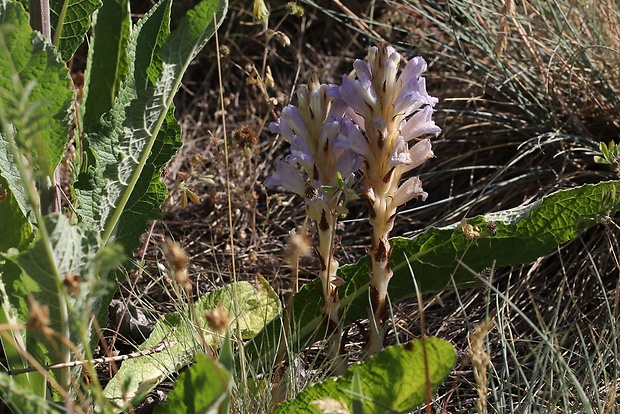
[361,120,405,354]
[316,208,346,374]
[266,72,361,373]
[335,44,439,353]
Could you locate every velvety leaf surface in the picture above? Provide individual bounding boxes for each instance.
[153,353,230,414]
[0,175,32,251]
[273,338,456,414]
[247,181,620,369]
[2,214,114,360]
[103,276,279,409]
[49,0,102,61]
[74,0,227,261]
[0,213,118,405]
[0,0,73,175]
[80,0,130,132]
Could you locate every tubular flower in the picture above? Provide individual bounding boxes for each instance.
[266,72,363,374]
[332,44,440,353]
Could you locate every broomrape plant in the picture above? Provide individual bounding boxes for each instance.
[266,72,362,372]
[268,44,440,355]
[336,44,440,352]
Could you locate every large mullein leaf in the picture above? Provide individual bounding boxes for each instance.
[0,213,120,409]
[247,180,620,369]
[2,214,115,364]
[273,338,455,414]
[74,0,227,259]
[80,0,130,132]
[0,0,73,188]
[49,0,102,61]
[103,276,279,410]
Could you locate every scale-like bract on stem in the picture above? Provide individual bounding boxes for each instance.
[331,45,440,353]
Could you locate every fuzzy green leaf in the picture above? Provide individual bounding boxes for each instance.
[2,214,115,360]
[103,276,279,409]
[153,353,231,414]
[274,338,456,414]
[0,0,73,176]
[80,0,130,132]
[0,175,32,251]
[74,0,227,259]
[49,0,102,61]
[247,180,620,369]
[0,369,61,414]
[0,213,118,408]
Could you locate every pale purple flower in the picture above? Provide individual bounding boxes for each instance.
[341,120,368,156]
[393,176,427,206]
[339,71,377,118]
[401,139,434,173]
[388,136,411,168]
[264,158,306,197]
[334,149,364,179]
[289,135,315,173]
[280,106,310,142]
[400,106,441,141]
[267,73,364,207]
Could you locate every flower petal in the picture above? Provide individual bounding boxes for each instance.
[400,106,441,141]
[340,74,376,118]
[342,119,372,158]
[393,176,427,206]
[388,136,411,167]
[401,139,434,173]
[281,105,309,140]
[289,135,315,173]
[264,158,306,197]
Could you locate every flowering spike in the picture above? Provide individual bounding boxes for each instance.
[332,44,440,353]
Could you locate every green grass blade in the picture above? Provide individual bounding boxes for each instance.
[273,338,455,414]
[49,0,102,61]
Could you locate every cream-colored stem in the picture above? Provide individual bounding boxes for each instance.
[317,209,346,374]
[366,163,401,354]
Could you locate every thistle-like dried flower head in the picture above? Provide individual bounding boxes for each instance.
[163,238,191,291]
[204,307,231,333]
[27,295,50,331]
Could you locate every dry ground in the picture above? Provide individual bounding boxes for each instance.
[108,1,620,412]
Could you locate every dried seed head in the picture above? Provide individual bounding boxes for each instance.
[486,221,498,236]
[163,238,191,290]
[63,272,84,296]
[204,307,231,333]
[286,231,312,259]
[468,318,495,414]
[461,218,480,240]
[231,124,258,150]
[189,152,204,167]
[27,295,50,331]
